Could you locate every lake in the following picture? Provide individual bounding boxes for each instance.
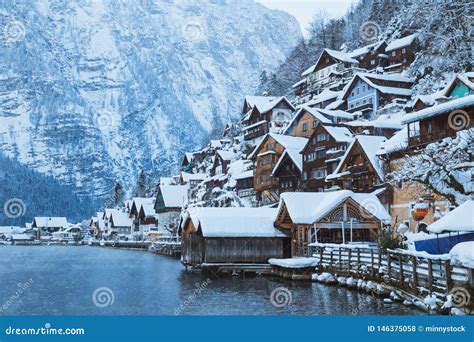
[0,246,424,315]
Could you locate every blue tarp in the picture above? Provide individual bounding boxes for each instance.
[414,232,474,254]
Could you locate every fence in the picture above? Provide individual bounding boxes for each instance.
[310,245,473,311]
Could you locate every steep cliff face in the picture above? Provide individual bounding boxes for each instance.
[0,0,301,197]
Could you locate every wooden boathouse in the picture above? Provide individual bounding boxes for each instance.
[181,207,290,273]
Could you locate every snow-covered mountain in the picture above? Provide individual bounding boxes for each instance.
[0,0,301,197]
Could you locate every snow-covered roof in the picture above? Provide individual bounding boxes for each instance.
[442,73,474,96]
[234,169,254,180]
[329,135,386,180]
[272,149,303,175]
[301,89,341,108]
[244,95,278,112]
[255,96,294,114]
[377,126,408,155]
[184,152,194,162]
[209,140,222,149]
[284,107,332,135]
[278,190,391,224]
[158,185,188,208]
[269,257,318,268]
[341,73,413,99]
[33,217,68,228]
[324,125,354,143]
[180,171,206,182]
[450,241,474,268]
[315,108,355,120]
[385,33,418,52]
[301,48,359,77]
[160,177,176,185]
[345,111,405,130]
[186,207,287,238]
[216,150,239,161]
[292,78,307,88]
[248,133,308,159]
[427,200,474,234]
[110,210,132,228]
[348,40,386,58]
[401,95,474,124]
[140,203,156,217]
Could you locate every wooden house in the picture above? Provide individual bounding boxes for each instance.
[179,171,206,190]
[272,149,303,194]
[442,72,474,100]
[301,124,353,192]
[32,217,68,237]
[154,184,188,236]
[325,135,387,193]
[248,133,308,205]
[181,207,290,268]
[384,33,418,72]
[285,106,353,138]
[243,96,295,142]
[234,170,255,199]
[341,73,413,119]
[180,152,194,172]
[129,197,154,233]
[274,190,390,256]
[301,48,360,95]
[349,41,388,70]
[108,209,133,237]
[210,150,238,176]
[401,95,474,148]
[137,203,158,234]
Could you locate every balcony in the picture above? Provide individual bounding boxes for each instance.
[244,121,268,141]
[347,102,374,113]
[408,129,456,148]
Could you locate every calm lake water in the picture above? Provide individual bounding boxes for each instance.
[0,246,424,315]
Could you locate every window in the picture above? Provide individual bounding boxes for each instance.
[370,60,376,65]
[403,58,407,63]
[268,143,276,150]
[315,148,326,159]
[316,133,326,142]
[391,51,396,56]
[302,123,308,132]
[363,99,367,104]
[351,91,354,97]
[402,47,406,54]
[313,120,318,128]
[356,88,360,95]
[311,168,327,179]
[369,97,373,104]
[362,85,366,92]
[303,172,308,180]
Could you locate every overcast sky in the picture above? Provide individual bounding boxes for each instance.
[257,0,355,36]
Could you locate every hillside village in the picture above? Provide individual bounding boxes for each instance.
[2,27,473,314]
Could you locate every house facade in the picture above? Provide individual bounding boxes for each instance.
[301,124,353,192]
[385,33,418,72]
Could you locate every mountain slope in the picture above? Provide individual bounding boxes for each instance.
[0,0,301,198]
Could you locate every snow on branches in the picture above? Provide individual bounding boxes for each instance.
[388,128,473,206]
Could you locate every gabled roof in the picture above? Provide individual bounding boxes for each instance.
[348,41,387,58]
[385,33,418,52]
[278,190,391,225]
[185,207,287,238]
[272,148,303,176]
[33,217,68,228]
[157,185,188,208]
[327,135,386,181]
[341,73,413,100]
[299,89,341,108]
[302,48,359,77]
[376,126,408,155]
[243,95,278,113]
[255,96,295,114]
[285,107,332,135]
[401,95,474,124]
[110,210,132,228]
[139,203,156,218]
[323,125,354,143]
[442,73,474,97]
[248,133,308,159]
[216,150,239,162]
[180,171,206,183]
